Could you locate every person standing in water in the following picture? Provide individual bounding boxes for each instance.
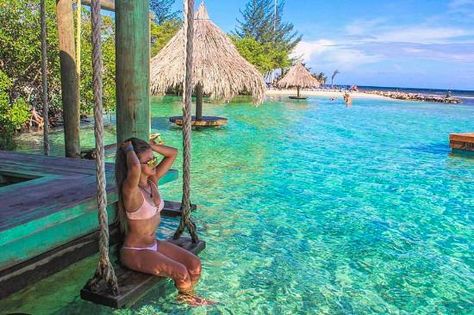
[115,137,213,306]
[343,92,352,106]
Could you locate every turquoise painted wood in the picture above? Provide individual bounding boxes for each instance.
[0,151,177,270]
[115,0,151,143]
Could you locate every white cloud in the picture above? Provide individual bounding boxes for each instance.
[293,40,383,71]
[345,18,387,36]
[291,39,335,61]
[376,26,473,44]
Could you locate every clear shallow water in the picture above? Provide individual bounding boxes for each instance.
[3,96,474,314]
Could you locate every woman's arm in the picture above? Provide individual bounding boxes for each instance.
[149,140,177,183]
[120,141,141,196]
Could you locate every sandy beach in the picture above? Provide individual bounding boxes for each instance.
[266,89,390,100]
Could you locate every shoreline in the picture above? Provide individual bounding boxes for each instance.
[265,89,390,100]
[266,88,463,104]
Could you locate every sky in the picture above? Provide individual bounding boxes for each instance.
[170,0,474,90]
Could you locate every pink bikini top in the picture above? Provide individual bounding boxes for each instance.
[126,184,164,220]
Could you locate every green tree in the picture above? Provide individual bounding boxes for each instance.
[331,69,340,87]
[234,0,301,71]
[0,0,183,148]
[77,9,116,114]
[313,72,327,85]
[0,0,61,114]
[150,0,180,24]
[0,70,30,149]
[235,0,274,43]
[230,36,273,73]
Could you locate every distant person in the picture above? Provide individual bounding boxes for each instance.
[446,90,452,98]
[343,92,352,106]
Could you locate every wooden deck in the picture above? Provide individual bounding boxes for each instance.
[449,133,474,152]
[0,150,179,298]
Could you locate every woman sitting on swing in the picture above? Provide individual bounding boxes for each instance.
[115,137,212,306]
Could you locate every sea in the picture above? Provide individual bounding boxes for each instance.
[3,95,473,314]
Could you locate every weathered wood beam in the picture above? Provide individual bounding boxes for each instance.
[81,0,115,12]
[196,83,203,121]
[115,0,150,143]
[56,0,81,158]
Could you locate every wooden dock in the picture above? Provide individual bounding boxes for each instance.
[449,133,474,152]
[0,150,178,298]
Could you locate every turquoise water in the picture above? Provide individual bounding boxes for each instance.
[4,96,474,314]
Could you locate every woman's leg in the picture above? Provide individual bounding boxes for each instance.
[120,249,193,294]
[157,241,202,285]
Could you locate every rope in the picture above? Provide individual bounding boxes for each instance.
[85,0,119,295]
[40,0,49,156]
[174,0,198,243]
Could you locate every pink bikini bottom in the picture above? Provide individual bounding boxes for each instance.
[122,241,158,252]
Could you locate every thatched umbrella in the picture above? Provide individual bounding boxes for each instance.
[277,63,320,99]
[150,2,266,125]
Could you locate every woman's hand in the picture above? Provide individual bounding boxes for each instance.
[150,133,164,145]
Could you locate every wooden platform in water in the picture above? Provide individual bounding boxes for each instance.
[0,150,179,298]
[80,237,206,308]
[449,133,474,152]
[288,96,307,100]
[169,115,228,127]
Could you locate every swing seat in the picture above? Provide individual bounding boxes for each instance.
[169,115,228,127]
[162,200,197,217]
[80,237,206,308]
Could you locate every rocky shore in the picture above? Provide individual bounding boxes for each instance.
[361,90,462,104]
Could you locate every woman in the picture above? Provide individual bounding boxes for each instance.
[115,137,211,305]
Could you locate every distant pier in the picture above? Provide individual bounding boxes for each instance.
[363,90,462,104]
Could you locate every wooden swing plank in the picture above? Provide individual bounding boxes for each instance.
[80,238,206,308]
[162,201,197,217]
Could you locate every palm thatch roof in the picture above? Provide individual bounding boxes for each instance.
[277,63,321,89]
[150,3,266,104]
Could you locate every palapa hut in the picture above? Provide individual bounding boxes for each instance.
[277,63,321,99]
[150,2,266,126]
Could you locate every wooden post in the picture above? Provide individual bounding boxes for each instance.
[297,86,300,98]
[196,83,203,121]
[82,0,115,12]
[56,0,81,158]
[115,0,150,143]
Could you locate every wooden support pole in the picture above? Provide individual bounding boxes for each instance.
[76,0,81,78]
[196,83,203,121]
[82,0,115,12]
[56,0,81,158]
[115,0,150,143]
[297,86,300,98]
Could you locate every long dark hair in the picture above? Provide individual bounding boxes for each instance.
[115,137,151,234]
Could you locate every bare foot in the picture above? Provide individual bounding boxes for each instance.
[177,293,217,306]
